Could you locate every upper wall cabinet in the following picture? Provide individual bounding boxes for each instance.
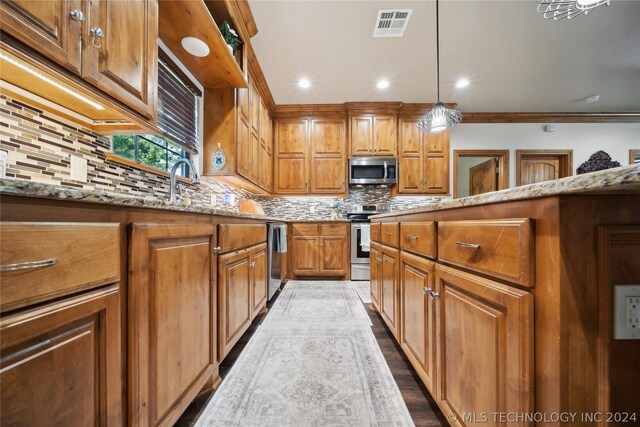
[0,0,159,123]
[350,114,397,157]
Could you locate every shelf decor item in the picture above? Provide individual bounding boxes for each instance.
[416,0,462,134]
[537,0,611,20]
[576,150,621,174]
[219,21,242,62]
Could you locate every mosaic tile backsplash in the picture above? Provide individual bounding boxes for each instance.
[0,95,445,220]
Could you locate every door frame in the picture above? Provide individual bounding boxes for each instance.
[630,149,640,165]
[453,150,509,199]
[515,149,573,186]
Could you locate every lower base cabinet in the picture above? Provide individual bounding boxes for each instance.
[290,223,349,278]
[0,286,121,427]
[380,245,400,339]
[128,223,218,427]
[435,264,533,426]
[370,243,382,310]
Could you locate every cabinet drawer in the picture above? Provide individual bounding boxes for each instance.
[381,222,400,248]
[370,223,381,242]
[438,219,534,287]
[292,223,319,236]
[400,222,437,259]
[218,224,267,252]
[0,222,120,313]
[320,223,348,236]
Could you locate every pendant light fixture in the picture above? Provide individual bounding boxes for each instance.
[537,0,611,20]
[417,0,462,134]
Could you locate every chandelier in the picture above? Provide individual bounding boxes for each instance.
[416,0,462,133]
[537,0,611,20]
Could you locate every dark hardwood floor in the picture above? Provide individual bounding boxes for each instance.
[175,284,446,426]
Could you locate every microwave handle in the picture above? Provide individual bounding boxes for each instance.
[383,161,388,181]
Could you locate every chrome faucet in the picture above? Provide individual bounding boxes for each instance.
[169,158,199,204]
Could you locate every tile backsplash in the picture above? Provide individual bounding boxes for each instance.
[0,95,446,219]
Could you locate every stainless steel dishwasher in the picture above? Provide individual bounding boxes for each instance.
[267,222,287,300]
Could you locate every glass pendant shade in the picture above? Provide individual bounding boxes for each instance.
[537,0,610,20]
[417,102,462,133]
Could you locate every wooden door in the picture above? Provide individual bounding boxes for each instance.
[469,158,498,196]
[311,119,345,156]
[0,286,121,427]
[251,243,267,319]
[380,245,399,339]
[370,243,382,311]
[291,236,319,276]
[424,131,450,194]
[84,0,158,118]
[237,116,251,180]
[399,118,422,157]
[265,147,273,193]
[350,116,373,156]
[218,248,252,362]
[436,264,533,426]
[319,236,348,276]
[0,0,83,74]
[129,223,217,427]
[373,115,397,156]
[517,152,573,186]
[275,157,307,194]
[400,252,436,394]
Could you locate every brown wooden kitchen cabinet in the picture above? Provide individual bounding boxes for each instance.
[398,118,450,194]
[238,75,261,184]
[380,244,400,339]
[370,242,382,311]
[1,0,159,119]
[128,223,218,427]
[435,264,533,426]
[290,223,349,277]
[274,118,347,195]
[400,251,437,395]
[259,99,274,192]
[350,114,397,156]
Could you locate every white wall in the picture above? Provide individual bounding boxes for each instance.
[449,123,640,189]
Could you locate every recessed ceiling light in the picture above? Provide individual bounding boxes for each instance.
[298,78,311,89]
[377,79,390,89]
[455,78,470,89]
[181,37,210,57]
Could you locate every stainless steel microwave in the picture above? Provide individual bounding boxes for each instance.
[348,157,397,185]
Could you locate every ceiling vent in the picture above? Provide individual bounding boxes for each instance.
[373,9,412,38]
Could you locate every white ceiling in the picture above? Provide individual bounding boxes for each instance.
[248,0,640,112]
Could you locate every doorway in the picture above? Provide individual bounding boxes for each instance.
[516,150,573,186]
[453,150,509,198]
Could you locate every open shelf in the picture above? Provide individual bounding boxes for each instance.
[158,0,247,89]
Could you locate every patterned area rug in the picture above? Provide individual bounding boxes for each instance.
[350,281,372,304]
[195,281,414,427]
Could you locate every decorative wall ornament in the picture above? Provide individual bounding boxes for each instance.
[576,150,621,174]
[212,142,226,170]
[537,0,611,20]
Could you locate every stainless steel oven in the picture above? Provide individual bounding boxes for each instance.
[349,157,397,185]
[347,203,390,280]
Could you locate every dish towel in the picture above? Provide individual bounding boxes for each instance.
[275,225,288,253]
[360,224,371,252]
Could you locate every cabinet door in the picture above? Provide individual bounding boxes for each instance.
[218,248,252,362]
[258,138,269,190]
[249,76,260,135]
[0,0,83,74]
[0,286,121,427]
[276,119,308,156]
[291,236,319,275]
[310,158,345,194]
[311,119,345,157]
[237,116,251,180]
[373,115,397,156]
[436,264,533,426]
[370,243,382,310]
[275,157,307,194]
[265,148,273,193]
[424,131,450,194]
[399,157,423,194]
[129,223,217,427]
[237,86,249,120]
[400,252,436,394]
[251,243,267,319]
[84,0,158,119]
[399,118,421,157]
[320,236,348,276]
[250,131,260,183]
[380,245,399,339]
[350,116,373,156]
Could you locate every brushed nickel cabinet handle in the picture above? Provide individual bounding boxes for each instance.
[423,287,432,294]
[0,258,58,272]
[455,241,480,249]
[429,290,440,300]
[90,26,104,48]
[406,235,418,240]
[70,9,85,22]
[383,232,392,236]
[213,247,222,253]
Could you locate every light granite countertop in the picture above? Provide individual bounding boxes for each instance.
[0,178,285,222]
[372,164,640,219]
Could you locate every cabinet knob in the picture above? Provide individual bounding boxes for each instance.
[70,9,85,22]
[90,26,104,48]
[428,290,440,300]
[213,247,222,254]
[423,287,432,295]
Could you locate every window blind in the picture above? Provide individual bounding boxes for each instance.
[157,57,199,154]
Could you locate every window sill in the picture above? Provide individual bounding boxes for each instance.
[105,152,194,185]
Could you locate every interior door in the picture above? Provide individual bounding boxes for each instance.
[469,158,498,196]
[520,157,560,185]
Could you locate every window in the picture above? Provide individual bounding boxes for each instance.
[111,49,201,176]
